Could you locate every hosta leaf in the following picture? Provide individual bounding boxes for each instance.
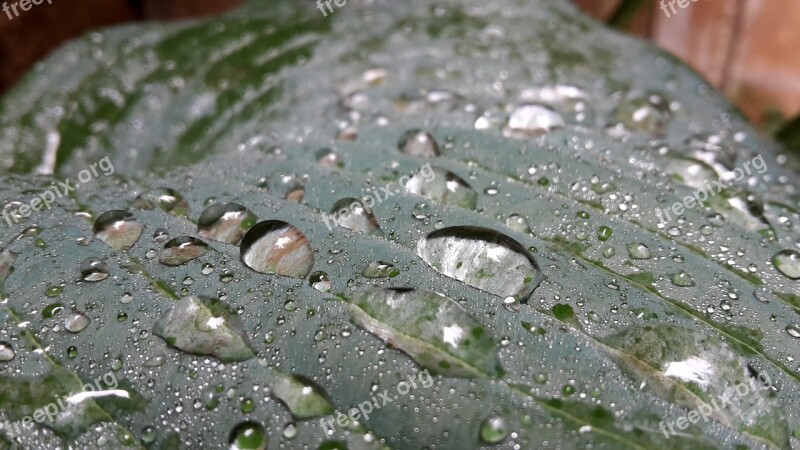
[0,0,799,448]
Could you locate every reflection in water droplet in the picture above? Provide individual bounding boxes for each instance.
[480,416,509,444]
[404,166,478,210]
[93,211,142,251]
[362,261,400,278]
[787,324,800,339]
[159,237,209,266]
[503,104,564,138]
[282,423,297,439]
[309,271,331,292]
[772,250,800,280]
[0,342,15,362]
[240,221,314,278]
[198,203,258,244]
[398,130,441,157]
[329,198,381,234]
[132,188,189,216]
[626,243,652,260]
[42,303,63,318]
[228,421,267,450]
[270,372,334,419]
[669,271,696,287]
[417,226,542,300]
[80,257,109,281]
[65,312,90,333]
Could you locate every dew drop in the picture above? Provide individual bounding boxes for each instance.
[309,271,331,292]
[787,324,800,339]
[93,210,142,251]
[80,257,109,281]
[480,415,509,444]
[240,221,314,278]
[269,173,305,202]
[362,261,400,278]
[65,312,90,333]
[132,188,189,216]
[669,271,696,287]
[503,104,564,138]
[404,167,478,209]
[626,243,652,260]
[398,129,441,157]
[417,226,543,300]
[228,421,267,450]
[159,237,209,266]
[772,250,800,280]
[198,203,258,244]
[329,198,382,234]
[0,342,15,362]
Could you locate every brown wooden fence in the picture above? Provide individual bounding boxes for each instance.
[576,0,800,126]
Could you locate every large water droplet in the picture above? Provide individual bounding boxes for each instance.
[772,250,800,280]
[328,198,381,234]
[398,130,441,157]
[154,296,255,362]
[503,104,564,138]
[416,226,542,300]
[404,166,478,209]
[786,324,800,339]
[309,271,331,292]
[240,221,314,278]
[198,203,258,244]
[132,188,189,216]
[93,211,142,251]
[159,237,209,266]
[348,287,504,378]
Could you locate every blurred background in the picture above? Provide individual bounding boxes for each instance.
[1,0,799,137]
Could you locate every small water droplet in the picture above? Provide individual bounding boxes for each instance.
[159,237,209,266]
[309,271,331,292]
[65,312,90,333]
[503,104,564,138]
[626,243,652,260]
[669,271,696,287]
[362,261,400,278]
[398,130,441,157]
[0,342,15,362]
[132,188,189,216]
[80,257,109,281]
[228,421,267,450]
[329,198,382,234]
[480,415,509,444]
[404,166,477,209]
